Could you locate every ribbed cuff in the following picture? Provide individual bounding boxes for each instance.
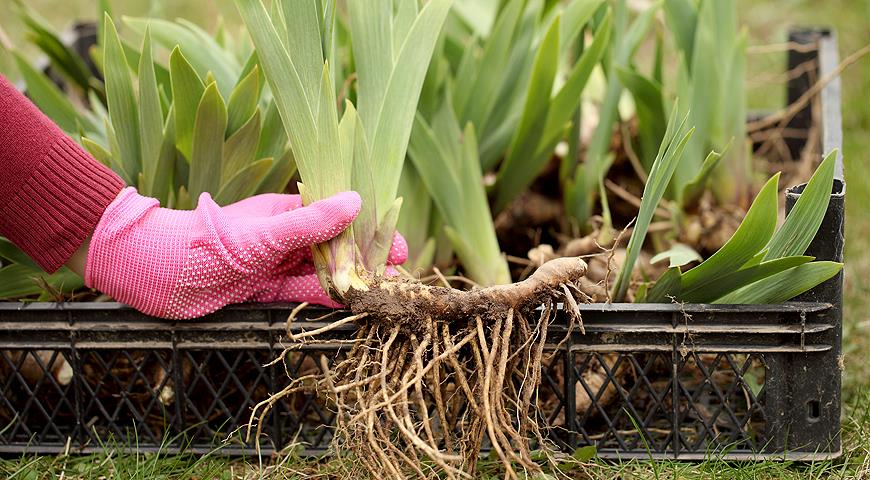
[0,135,125,272]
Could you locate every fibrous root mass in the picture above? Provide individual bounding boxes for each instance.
[249,257,589,479]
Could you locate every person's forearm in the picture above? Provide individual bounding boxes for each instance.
[65,188,126,277]
[66,238,90,278]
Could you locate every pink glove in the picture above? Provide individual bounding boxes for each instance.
[85,188,407,319]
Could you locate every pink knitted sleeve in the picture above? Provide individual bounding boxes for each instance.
[0,75,125,271]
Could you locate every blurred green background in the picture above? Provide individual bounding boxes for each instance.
[1,0,869,477]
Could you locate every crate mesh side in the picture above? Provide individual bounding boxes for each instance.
[0,349,77,447]
[78,349,178,447]
[675,353,767,453]
[547,351,768,455]
[0,346,770,456]
[181,349,277,448]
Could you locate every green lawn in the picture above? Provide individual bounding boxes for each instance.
[2,0,870,478]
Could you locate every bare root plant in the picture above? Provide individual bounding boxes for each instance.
[247,257,589,479]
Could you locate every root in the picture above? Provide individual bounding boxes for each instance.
[288,312,368,341]
[248,256,589,479]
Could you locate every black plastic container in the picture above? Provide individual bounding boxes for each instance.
[0,29,844,460]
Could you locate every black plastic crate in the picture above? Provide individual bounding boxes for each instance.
[0,29,844,460]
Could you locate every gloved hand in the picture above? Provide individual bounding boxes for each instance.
[85,188,407,319]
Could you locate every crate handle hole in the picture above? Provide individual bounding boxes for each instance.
[807,400,821,422]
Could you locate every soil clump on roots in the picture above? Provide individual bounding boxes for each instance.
[249,257,589,479]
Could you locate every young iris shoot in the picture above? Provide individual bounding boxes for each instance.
[642,150,841,304]
[565,0,658,229]
[665,0,750,207]
[401,0,611,285]
[236,0,451,299]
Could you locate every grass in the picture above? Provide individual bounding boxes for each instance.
[2,0,870,477]
[0,450,235,479]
